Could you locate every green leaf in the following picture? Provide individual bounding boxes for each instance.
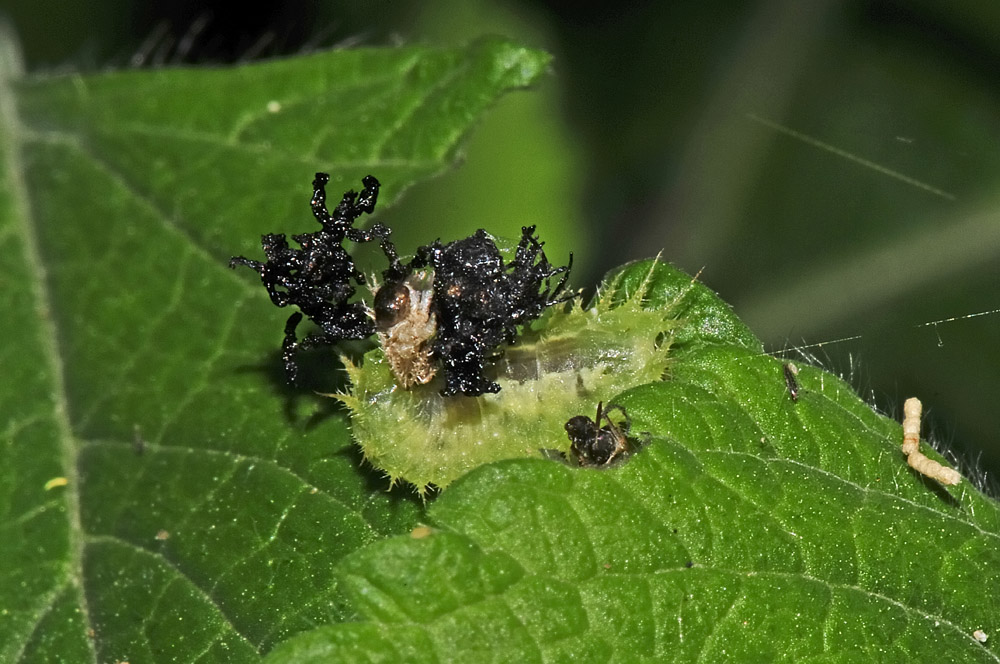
[266,262,1000,663]
[0,22,550,661]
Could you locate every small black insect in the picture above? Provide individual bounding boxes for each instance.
[783,362,800,402]
[565,402,632,466]
[377,227,573,397]
[229,173,395,383]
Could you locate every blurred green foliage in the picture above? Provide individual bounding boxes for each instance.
[6,0,1000,479]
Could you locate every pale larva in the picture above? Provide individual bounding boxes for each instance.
[901,397,961,486]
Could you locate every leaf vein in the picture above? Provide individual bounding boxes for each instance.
[85,534,259,654]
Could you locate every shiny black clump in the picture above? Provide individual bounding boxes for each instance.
[229,173,395,384]
[381,227,573,396]
[231,173,573,396]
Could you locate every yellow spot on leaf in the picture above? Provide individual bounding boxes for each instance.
[410,525,433,539]
[44,477,68,490]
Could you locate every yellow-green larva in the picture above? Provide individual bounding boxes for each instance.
[333,260,685,495]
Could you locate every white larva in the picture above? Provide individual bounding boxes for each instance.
[901,397,961,486]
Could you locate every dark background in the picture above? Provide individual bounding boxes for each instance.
[6,0,1000,488]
